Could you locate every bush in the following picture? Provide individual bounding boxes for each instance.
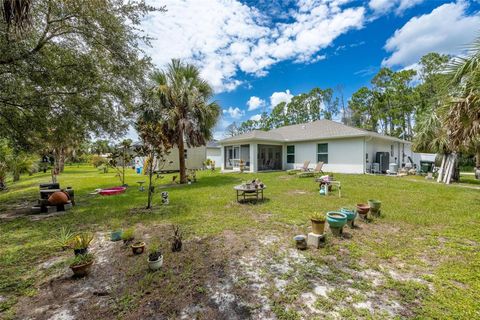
[91,155,108,168]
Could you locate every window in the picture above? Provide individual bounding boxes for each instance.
[317,143,328,163]
[287,145,295,164]
[184,149,188,159]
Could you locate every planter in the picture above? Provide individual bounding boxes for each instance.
[310,219,326,235]
[368,200,381,217]
[293,235,307,250]
[148,256,164,270]
[110,230,123,241]
[326,212,347,228]
[74,248,88,256]
[340,208,357,228]
[356,203,370,220]
[70,260,93,277]
[131,241,145,255]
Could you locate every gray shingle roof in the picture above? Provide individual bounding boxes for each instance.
[219,119,409,144]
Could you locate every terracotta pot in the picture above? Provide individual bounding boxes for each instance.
[70,260,93,277]
[48,191,70,205]
[356,203,370,215]
[311,219,325,235]
[131,241,145,255]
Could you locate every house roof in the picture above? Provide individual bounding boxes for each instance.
[206,140,221,148]
[219,119,410,144]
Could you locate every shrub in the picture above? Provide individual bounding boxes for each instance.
[91,155,108,168]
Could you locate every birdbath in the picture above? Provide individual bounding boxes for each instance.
[137,181,145,192]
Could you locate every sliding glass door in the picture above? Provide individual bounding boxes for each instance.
[257,144,282,171]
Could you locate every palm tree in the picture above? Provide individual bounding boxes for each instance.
[447,39,480,167]
[2,0,32,34]
[151,59,220,183]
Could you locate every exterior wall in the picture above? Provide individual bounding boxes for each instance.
[160,146,206,171]
[206,147,221,167]
[365,138,413,168]
[284,138,365,174]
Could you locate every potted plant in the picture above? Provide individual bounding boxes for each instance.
[131,241,146,254]
[121,228,135,246]
[147,244,163,270]
[310,212,326,235]
[56,227,74,250]
[367,199,382,217]
[71,232,94,255]
[69,253,94,277]
[171,225,183,252]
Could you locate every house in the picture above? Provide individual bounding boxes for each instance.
[218,119,414,174]
[134,140,222,173]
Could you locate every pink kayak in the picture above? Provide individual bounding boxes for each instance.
[99,186,127,196]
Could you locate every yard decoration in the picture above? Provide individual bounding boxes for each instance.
[326,212,347,237]
[310,212,326,235]
[98,186,126,196]
[48,191,70,205]
[148,245,163,270]
[121,228,135,245]
[110,230,123,241]
[293,235,307,250]
[131,241,146,255]
[356,203,370,221]
[171,225,183,252]
[340,208,357,228]
[368,200,381,217]
[161,191,169,205]
[71,232,94,255]
[69,253,94,277]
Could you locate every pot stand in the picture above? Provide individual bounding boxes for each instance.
[307,232,326,248]
[347,220,355,228]
[370,209,381,217]
[330,226,343,237]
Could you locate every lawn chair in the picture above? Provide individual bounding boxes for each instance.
[297,161,324,178]
[313,161,324,176]
[287,160,311,175]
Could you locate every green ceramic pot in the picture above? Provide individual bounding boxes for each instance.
[326,212,347,228]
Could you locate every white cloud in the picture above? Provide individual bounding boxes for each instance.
[369,0,425,15]
[382,2,480,67]
[270,90,294,108]
[143,0,365,93]
[223,107,244,119]
[247,96,266,111]
[250,114,262,121]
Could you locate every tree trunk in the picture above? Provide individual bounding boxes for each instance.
[59,148,66,173]
[476,147,480,168]
[178,128,187,184]
[147,153,154,209]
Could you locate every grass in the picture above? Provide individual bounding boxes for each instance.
[0,165,479,318]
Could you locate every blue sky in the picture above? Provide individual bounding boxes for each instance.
[140,0,480,139]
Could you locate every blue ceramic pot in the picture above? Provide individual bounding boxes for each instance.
[327,212,347,228]
[340,208,357,221]
[111,230,123,241]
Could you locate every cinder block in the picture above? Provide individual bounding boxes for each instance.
[45,206,57,213]
[30,206,42,214]
[307,232,326,248]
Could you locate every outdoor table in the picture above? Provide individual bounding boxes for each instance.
[234,185,266,203]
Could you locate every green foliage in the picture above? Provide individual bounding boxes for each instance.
[0,1,162,150]
[311,212,326,222]
[69,253,94,267]
[55,227,74,249]
[121,228,135,241]
[91,155,109,168]
[70,232,94,250]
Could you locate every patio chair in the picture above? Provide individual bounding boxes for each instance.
[287,160,310,175]
[297,161,324,178]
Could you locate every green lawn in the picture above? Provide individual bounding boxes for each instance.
[0,165,479,319]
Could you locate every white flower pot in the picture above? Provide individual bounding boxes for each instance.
[148,256,163,270]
